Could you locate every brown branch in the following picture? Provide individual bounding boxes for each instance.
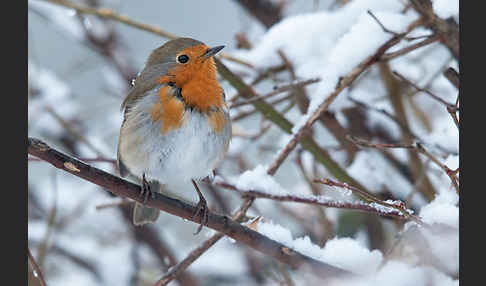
[346,135,415,150]
[367,10,425,41]
[44,105,105,158]
[347,135,459,193]
[313,179,422,224]
[117,206,198,286]
[392,71,457,111]
[443,67,459,89]
[348,96,457,155]
[415,143,459,193]
[28,247,48,286]
[214,181,415,221]
[234,0,283,29]
[155,198,254,286]
[266,31,410,179]
[28,137,352,280]
[249,64,287,86]
[381,35,440,61]
[408,0,459,59]
[295,151,334,244]
[277,49,359,165]
[42,0,365,201]
[29,156,116,165]
[230,78,320,108]
[41,0,253,68]
[277,50,311,113]
[215,58,369,193]
[393,70,459,130]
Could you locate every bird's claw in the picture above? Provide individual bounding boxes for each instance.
[192,194,209,235]
[140,173,154,204]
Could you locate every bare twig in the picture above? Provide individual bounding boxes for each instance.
[415,143,459,193]
[277,49,359,164]
[44,105,105,158]
[95,199,131,210]
[28,137,352,279]
[295,152,334,244]
[392,71,457,111]
[367,10,425,41]
[154,198,254,286]
[234,0,283,28]
[348,96,457,155]
[381,35,440,61]
[267,30,411,182]
[28,247,48,286]
[214,181,416,221]
[230,78,320,108]
[215,58,369,193]
[393,70,459,130]
[408,0,459,59]
[346,135,459,193]
[443,67,459,89]
[313,178,422,224]
[346,135,415,150]
[41,0,253,68]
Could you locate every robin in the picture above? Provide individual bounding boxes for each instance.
[116,38,231,233]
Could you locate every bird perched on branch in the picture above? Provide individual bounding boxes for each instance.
[117,38,231,233]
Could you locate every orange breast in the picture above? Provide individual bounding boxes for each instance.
[156,55,224,112]
[208,109,227,134]
[149,86,186,134]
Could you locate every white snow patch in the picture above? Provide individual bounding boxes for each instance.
[230,165,290,196]
[433,0,459,20]
[256,220,383,275]
[419,192,458,228]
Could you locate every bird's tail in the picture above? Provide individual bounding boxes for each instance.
[132,180,162,226]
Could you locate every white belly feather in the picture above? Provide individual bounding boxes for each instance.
[118,86,231,185]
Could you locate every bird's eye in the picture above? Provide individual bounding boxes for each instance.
[177,54,189,64]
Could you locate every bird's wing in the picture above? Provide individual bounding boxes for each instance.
[117,116,131,178]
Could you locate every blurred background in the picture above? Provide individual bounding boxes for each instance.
[28,0,459,285]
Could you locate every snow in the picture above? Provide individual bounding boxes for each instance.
[256,219,458,286]
[419,192,458,228]
[433,0,459,20]
[29,0,459,284]
[233,0,418,133]
[230,164,290,196]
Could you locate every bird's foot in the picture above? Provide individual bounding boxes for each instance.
[140,173,155,204]
[191,180,209,235]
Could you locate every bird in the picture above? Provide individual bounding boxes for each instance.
[116,38,231,233]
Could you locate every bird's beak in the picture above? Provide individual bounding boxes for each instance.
[201,45,225,59]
